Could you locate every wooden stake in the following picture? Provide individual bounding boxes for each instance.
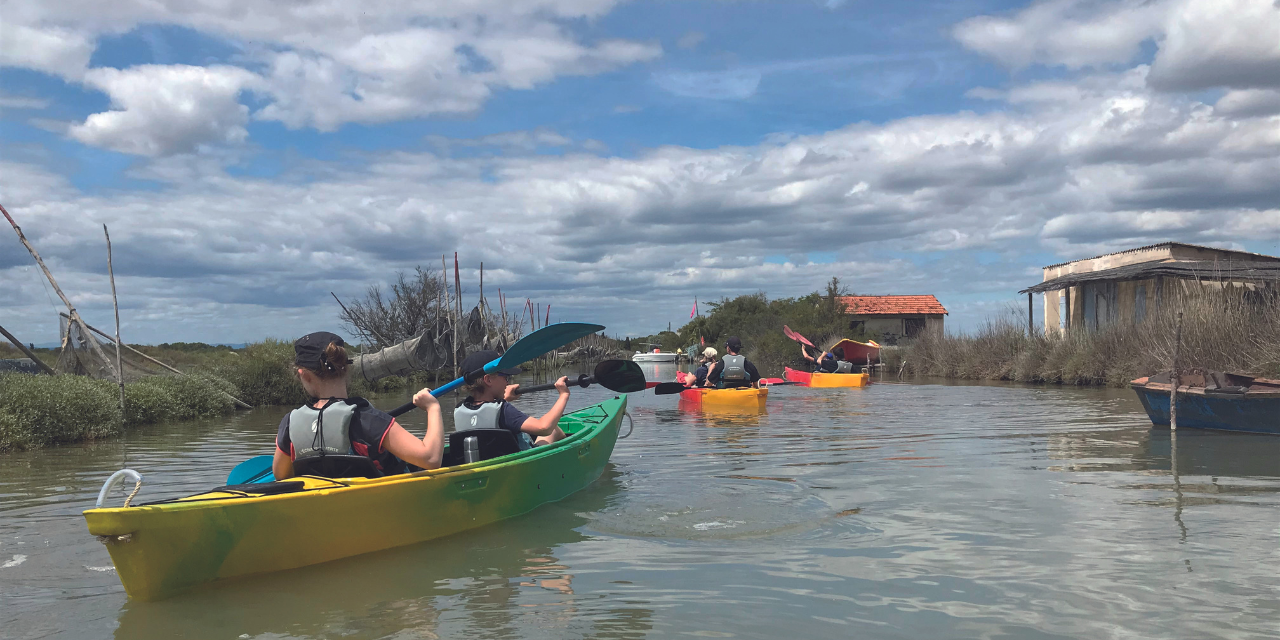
[1027,292,1034,336]
[104,225,125,414]
[2,204,117,380]
[0,323,56,375]
[1169,311,1183,431]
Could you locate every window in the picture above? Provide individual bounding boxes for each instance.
[904,318,926,338]
[849,320,865,331]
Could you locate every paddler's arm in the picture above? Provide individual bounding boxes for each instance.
[273,448,295,480]
[519,376,570,437]
[800,345,815,363]
[382,389,445,470]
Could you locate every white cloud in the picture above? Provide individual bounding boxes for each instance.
[953,0,1167,70]
[1,0,661,153]
[1215,89,1280,118]
[69,65,260,156]
[1148,0,1280,91]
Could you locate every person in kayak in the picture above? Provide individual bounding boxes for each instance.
[705,336,760,388]
[685,347,717,387]
[455,350,570,449]
[273,332,444,479]
[801,345,854,373]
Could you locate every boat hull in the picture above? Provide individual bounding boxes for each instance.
[784,367,869,388]
[84,397,627,601]
[678,386,768,408]
[1132,385,1280,435]
[832,339,880,365]
[632,353,678,363]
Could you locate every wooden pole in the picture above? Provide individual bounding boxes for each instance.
[62,314,253,409]
[1169,311,1183,431]
[0,323,56,375]
[104,225,125,414]
[1027,292,1034,336]
[2,204,117,379]
[1064,287,1071,332]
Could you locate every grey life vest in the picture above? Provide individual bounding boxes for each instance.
[454,400,532,450]
[721,354,748,381]
[835,360,854,374]
[288,400,357,462]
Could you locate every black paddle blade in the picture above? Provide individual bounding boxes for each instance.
[593,359,647,393]
[652,382,689,395]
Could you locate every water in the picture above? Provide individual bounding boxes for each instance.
[3,370,1279,639]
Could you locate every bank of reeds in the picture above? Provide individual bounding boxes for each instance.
[903,289,1280,386]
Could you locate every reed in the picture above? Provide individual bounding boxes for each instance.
[904,288,1280,386]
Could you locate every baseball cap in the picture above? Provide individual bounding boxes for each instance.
[294,331,352,371]
[460,349,522,383]
[725,336,742,351]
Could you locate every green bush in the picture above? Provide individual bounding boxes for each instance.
[213,339,307,406]
[0,373,123,451]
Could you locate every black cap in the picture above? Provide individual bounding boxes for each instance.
[725,336,743,351]
[294,331,351,371]
[460,349,522,383]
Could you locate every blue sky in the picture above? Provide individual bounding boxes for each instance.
[2,0,1279,345]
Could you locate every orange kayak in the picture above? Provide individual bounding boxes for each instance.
[784,366,869,388]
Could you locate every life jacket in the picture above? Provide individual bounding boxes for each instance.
[288,399,357,462]
[835,360,854,374]
[455,400,531,450]
[720,354,749,385]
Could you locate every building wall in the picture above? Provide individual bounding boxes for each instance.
[849,315,945,344]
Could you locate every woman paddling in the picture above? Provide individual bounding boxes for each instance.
[454,349,570,449]
[273,332,444,480]
[801,345,852,374]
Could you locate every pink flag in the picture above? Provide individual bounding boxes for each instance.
[690,297,698,319]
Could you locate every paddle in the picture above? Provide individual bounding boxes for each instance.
[509,359,647,396]
[226,455,275,485]
[387,321,604,418]
[783,325,826,359]
[651,382,690,395]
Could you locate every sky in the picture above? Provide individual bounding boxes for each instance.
[2,0,1279,345]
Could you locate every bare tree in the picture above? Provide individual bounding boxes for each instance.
[340,267,447,349]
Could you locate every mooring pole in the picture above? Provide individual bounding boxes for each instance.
[1169,311,1183,431]
[1027,292,1034,336]
[104,225,125,414]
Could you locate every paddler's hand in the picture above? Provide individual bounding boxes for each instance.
[554,376,570,396]
[412,388,439,410]
[503,383,521,401]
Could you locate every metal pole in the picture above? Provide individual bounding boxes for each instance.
[0,324,56,375]
[104,225,125,414]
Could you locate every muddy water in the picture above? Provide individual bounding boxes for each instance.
[3,370,1279,639]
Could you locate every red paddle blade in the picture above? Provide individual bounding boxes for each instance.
[783,325,815,347]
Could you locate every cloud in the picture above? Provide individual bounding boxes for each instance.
[68,65,260,156]
[677,31,706,50]
[654,69,762,100]
[1,0,661,153]
[1147,0,1280,91]
[1215,89,1280,118]
[953,0,1166,70]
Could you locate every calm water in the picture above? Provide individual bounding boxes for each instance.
[3,369,1279,639]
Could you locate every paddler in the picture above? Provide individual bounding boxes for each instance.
[272,332,444,479]
[705,336,760,388]
[801,345,854,373]
[454,350,570,449]
[685,347,717,387]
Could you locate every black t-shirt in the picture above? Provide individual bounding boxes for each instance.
[694,364,710,385]
[461,397,531,441]
[817,356,838,373]
[277,397,403,473]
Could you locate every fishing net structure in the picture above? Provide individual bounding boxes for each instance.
[53,315,167,382]
[350,305,518,383]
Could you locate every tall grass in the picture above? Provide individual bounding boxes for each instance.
[904,288,1280,386]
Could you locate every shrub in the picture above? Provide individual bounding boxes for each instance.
[0,373,123,451]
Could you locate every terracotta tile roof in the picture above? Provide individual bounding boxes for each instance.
[839,295,948,316]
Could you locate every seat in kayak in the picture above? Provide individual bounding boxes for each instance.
[293,455,382,479]
[442,429,522,466]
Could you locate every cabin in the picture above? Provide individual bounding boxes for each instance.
[838,295,948,344]
[1021,242,1280,335]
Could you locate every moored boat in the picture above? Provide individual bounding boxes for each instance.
[831,338,880,365]
[1131,371,1280,435]
[677,386,768,408]
[84,396,629,601]
[632,349,679,363]
[784,366,869,388]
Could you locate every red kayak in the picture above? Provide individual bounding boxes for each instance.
[832,338,880,364]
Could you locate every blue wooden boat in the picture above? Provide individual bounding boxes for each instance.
[1131,371,1280,435]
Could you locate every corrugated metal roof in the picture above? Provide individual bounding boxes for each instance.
[1020,260,1280,293]
[839,295,948,316]
[1041,242,1280,269]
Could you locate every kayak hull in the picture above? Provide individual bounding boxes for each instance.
[784,367,869,388]
[678,386,768,408]
[84,396,627,601]
[832,339,880,365]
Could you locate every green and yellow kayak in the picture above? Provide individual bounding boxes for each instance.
[84,396,628,601]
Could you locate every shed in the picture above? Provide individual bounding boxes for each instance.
[838,295,948,343]
[1020,242,1280,334]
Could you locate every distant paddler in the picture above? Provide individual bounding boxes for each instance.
[801,344,854,374]
[704,337,760,388]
